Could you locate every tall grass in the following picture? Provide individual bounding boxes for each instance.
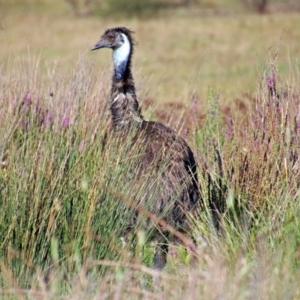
[0,51,300,299]
[0,56,138,287]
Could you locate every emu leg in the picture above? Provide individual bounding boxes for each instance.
[153,237,169,270]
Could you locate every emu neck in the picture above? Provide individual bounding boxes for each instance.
[113,35,131,81]
[110,36,143,130]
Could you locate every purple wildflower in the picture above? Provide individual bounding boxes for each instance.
[35,98,41,114]
[225,127,232,138]
[254,140,260,147]
[266,76,275,90]
[62,116,70,128]
[23,92,32,105]
[40,109,54,129]
[266,70,276,97]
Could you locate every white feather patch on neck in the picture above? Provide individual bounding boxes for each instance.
[113,33,131,79]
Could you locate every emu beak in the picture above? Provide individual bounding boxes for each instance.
[91,39,110,51]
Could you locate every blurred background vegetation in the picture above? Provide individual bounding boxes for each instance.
[71,0,300,17]
[1,0,300,16]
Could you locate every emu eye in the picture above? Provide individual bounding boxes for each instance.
[108,36,115,42]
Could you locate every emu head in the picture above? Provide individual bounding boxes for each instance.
[91,27,135,51]
[91,27,135,80]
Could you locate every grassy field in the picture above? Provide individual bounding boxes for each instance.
[1,1,300,299]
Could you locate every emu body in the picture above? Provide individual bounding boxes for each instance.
[92,27,200,269]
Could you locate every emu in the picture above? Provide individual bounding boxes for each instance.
[91,27,200,270]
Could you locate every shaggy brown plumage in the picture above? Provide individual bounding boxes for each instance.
[92,27,200,269]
